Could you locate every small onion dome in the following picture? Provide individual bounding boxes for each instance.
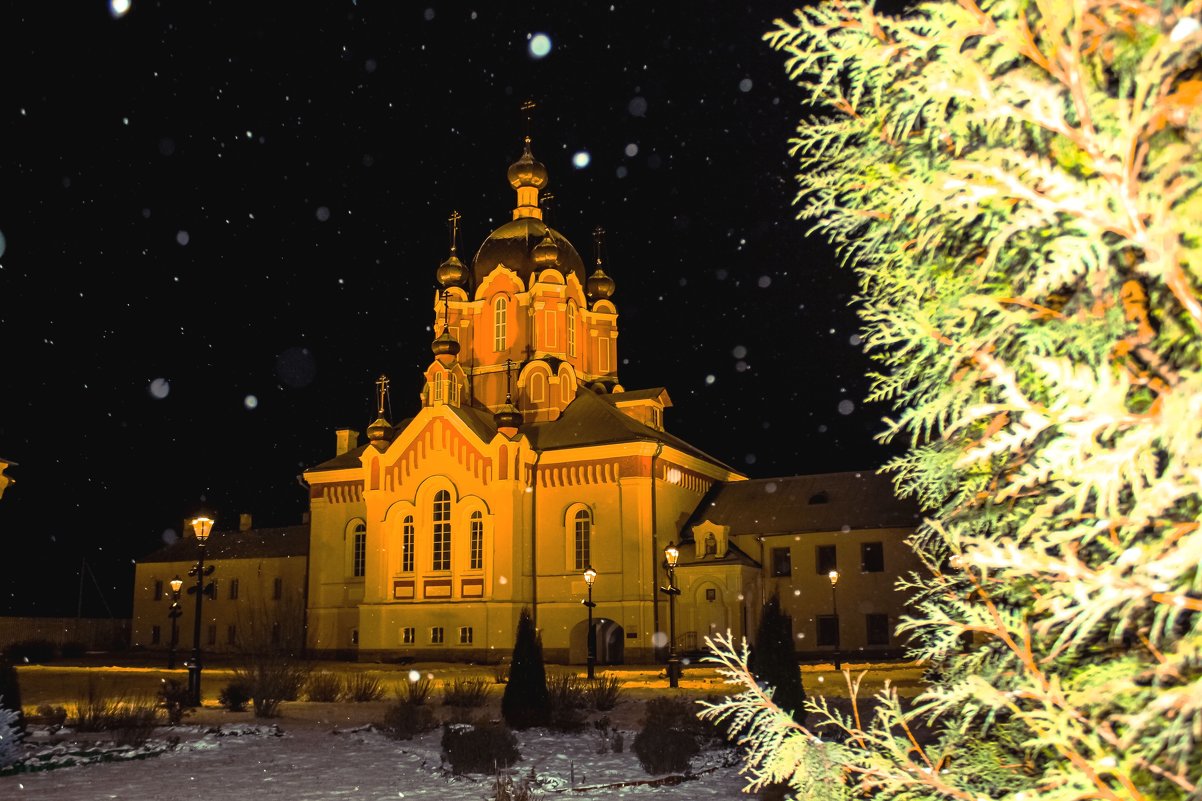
[587,267,615,300]
[494,398,523,430]
[431,329,461,357]
[507,136,548,190]
[436,253,467,288]
[366,416,394,451]
[532,233,559,269]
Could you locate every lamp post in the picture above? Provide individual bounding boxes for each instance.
[828,569,841,670]
[582,565,597,679]
[167,576,183,669]
[186,515,216,707]
[660,542,682,688]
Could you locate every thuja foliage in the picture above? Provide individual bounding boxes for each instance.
[700,2,1202,800]
[501,608,550,730]
[749,593,807,725]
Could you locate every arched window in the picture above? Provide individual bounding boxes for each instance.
[573,509,591,571]
[433,372,444,403]
[469,511,484,570]
[432,490,451,571]
[401,515,414,573]
[352,523,366,578]
[493,296,508,352]
[567,300,577,357]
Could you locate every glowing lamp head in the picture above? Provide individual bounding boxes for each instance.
[583,565,597,587]
[169,576,183,594]
[828,569,840,587]
[664,542,679,568]
[191,516,215,543]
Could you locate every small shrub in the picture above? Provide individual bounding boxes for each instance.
[397,674,435,705]
[71,675,123,732]
[546,672,588,732]
[4,639,56,664]
[235,658,310,718]
[492,662,509,684]
[32,704,67,727]
[632,696,704,775]
[381,700,438,740]
[344,672,384,702]
[305,671,343,702]
[219,681,252,712]
[110,696,160,747]
[586,674,623,711]
[157,679,192,725]
[0,703,23,771]
[0,659,25,736]
[443,677,491,707]
[493,766,537,801]
[59,641,88,659]
[441,721,520,775]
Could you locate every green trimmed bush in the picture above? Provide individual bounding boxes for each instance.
[440,721,520,775]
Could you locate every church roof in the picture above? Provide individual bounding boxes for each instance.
[684,471,922,540]
[140,524,310,563]
[601,387,670,405]
[525,390,735,470]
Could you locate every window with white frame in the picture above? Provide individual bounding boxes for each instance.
[567,301,577,357]
[401,627,415,644]
[352,522,366,577]
[401,516,414,572]
[433,490,451,571]
[431,626,445,644]
[459,626,473,644]
[493,296,508,352]
[469,511,484,570]
[574,509,592,571]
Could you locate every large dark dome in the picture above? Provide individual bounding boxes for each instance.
[470,217,586,289]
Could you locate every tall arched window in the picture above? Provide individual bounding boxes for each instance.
[352,522,366,577]
[469,511,484,570]
[574,509,591,571]
[567,300,577,357]
[432,490,451,571]
[493,296,508,352]
[401,515,414,573]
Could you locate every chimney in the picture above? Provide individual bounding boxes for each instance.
[239,513,253,532]
[335,428,359,456]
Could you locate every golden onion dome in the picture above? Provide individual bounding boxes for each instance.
[494,401,523,431]
[471,217,586,287]
[431,329,461,358]
[532,233,559,269]
[366,416,394,451]
[507,135,548,190]
[436,253,466,288]
[587,267,615,301]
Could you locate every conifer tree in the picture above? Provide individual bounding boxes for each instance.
[0,659,24,738]
[701,2,1202,799]
[748,592,806,725]
[501,607,550,730]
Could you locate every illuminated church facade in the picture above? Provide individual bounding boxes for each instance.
[298,135,923,664]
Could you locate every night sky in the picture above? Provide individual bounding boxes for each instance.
[1,1,906,618]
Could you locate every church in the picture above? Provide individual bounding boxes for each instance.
[297,133,923,665]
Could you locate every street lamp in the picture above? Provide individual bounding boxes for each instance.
[167,576,183,669]
[582,565,597,679]
[828,569,841,670]
[660,542,682,688]
[186,515,216,707]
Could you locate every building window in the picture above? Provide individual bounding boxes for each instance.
[273,577,283,600]
[470,511,484,570]
[402,516,415,572]
[431,626,445,644]
[271,622,281,645]
[353,523,367,577]
[229,578,240,600]
[771,547,792,577]
[459,626,473,645]
[816,544,837,575]
[651,407,661,429]
[402,627,415,644]
[153,579,163,600]
[207,624,218,646]
[861,542,884,573]
[817,615,839,647]
[351,628,359,645]
[433,372,444,403]
[227,624,237,645]
[705,588,717,601]
[493,296,508,352]
[567,301,577,357]
[866,613,890,646]
[598,337,610,372]
[530,372,546,403]
[574,509,592,571]
[433,490,451,571]
[151,625,161,645]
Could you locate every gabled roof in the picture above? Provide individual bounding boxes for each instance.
[601,387,671,406]
[525,390,736,471]
[139,524,310,564]
[684,470,922,540]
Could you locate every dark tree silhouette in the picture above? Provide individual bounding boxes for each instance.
[500,607,550,729]
[748,592,806,724]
